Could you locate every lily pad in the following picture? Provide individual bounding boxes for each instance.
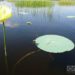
[26,21,32,25]
[66,16,75,18]
[34,35,74,53]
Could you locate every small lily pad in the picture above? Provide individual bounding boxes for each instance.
[66,16,75,18]
[26,21,32,25]
[34,35,74,53]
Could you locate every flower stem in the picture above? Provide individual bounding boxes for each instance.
[3,22,9,75]
[3,22,7,56]
[12,50,40,75]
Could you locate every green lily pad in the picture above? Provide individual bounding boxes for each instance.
[34,35,74,53]
[26,21,32,25]
[66,16,75,18]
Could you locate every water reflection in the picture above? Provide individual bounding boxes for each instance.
[0,1,54,28]
[5,7,54,28]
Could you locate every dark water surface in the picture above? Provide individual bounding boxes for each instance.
[0,1,75,75]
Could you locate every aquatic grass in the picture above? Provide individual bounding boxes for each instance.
[59,0,75,5]
[8,0,53,7]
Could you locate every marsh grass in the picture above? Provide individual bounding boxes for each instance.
[59,0,75,5]
[8,0,53,7]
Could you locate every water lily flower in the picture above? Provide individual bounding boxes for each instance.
[0,5,12,75]
[0,5,12,22]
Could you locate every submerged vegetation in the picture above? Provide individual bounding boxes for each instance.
[8,0,53,7]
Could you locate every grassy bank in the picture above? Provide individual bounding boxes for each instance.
[59,0,75,5]
[8,0,53,7]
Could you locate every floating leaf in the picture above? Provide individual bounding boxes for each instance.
[34,35,74,53]
[26,21,32,25]
[66,16,75,18]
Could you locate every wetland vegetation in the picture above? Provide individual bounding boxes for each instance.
[8,0,75,7]
[59,0,75,5]
[8,0,53,7]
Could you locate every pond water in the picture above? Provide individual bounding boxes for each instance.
[0,1,75,75]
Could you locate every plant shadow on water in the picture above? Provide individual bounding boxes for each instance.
[0,0,75,75]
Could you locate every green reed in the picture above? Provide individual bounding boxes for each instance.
[59,0,75,5]
[8,0,53,7]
